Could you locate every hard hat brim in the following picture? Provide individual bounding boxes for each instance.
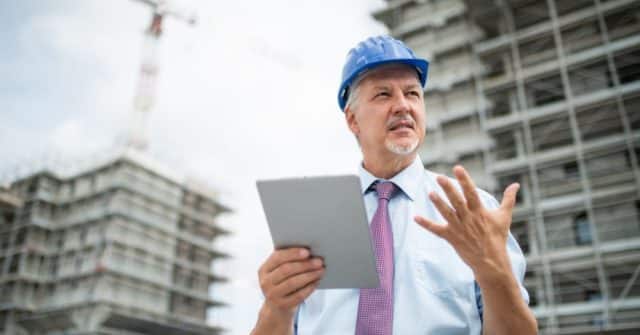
[338,58,429,111]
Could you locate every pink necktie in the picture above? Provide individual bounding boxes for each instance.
[356,181,397,335]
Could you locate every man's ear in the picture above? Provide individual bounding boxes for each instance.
[345,107,359,136]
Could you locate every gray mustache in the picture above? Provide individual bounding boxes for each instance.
[386,116,416,129]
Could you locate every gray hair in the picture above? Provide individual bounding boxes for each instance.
[344,72,368,146]
[344,72,367,112]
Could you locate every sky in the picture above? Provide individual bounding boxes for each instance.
[0,0,387,333]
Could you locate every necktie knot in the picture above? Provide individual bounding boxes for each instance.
[375,181,397,201]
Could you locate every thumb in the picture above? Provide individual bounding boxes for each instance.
[500,183,520,213]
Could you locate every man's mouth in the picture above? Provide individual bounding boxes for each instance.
[388,119,415,131]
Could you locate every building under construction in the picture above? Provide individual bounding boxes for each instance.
[375,0,640,334]
[0,150,230,334]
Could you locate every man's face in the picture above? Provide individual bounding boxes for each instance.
[345,64,426,159]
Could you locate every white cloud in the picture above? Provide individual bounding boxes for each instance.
[1,0,387,334]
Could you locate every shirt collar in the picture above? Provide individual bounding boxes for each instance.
[358,155,423,201]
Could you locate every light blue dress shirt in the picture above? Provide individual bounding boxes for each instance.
[294,156,529,334]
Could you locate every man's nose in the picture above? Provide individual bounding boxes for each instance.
[391,93,411,115]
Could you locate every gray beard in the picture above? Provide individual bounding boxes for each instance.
[385,137,419,155]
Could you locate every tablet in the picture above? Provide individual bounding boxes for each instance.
[257,175,379,289]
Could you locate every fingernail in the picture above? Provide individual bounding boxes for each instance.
[429,192,437,200]
[312,258,323,267]
[300,249,309,257]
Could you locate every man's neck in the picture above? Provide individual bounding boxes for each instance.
[362,152,416,180]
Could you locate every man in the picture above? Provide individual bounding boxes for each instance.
[251,35,537,334]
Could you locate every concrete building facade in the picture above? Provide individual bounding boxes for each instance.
[0,151,230,334]
[374,0,640,334]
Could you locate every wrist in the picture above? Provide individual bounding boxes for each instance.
[253,302,296,334]
[471,251,514,286]
[474,266,516,289]
[261,302,296,320]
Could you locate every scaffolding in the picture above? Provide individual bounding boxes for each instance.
[375,0,640,333]
[0,150,231,334]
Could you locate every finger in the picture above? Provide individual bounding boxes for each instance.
[262,248,310,274]
[271,257,324,286]
[453,165,482,212]
[500,183,520,213]
[436,175,469,218]
[414,216,448,238]
[280,279,321,308]
[273,268,325,298]
[428,191,459,225]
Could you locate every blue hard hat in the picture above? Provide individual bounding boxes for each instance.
[338,35,429,111]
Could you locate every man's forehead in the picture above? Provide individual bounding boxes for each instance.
[359,64,421,87]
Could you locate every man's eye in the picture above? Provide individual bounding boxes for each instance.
[408,91,420,97]
[375,92,390,98]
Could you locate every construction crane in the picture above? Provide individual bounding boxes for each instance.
[126,0,196,151]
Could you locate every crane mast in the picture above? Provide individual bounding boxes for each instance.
[127,0,195,151]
